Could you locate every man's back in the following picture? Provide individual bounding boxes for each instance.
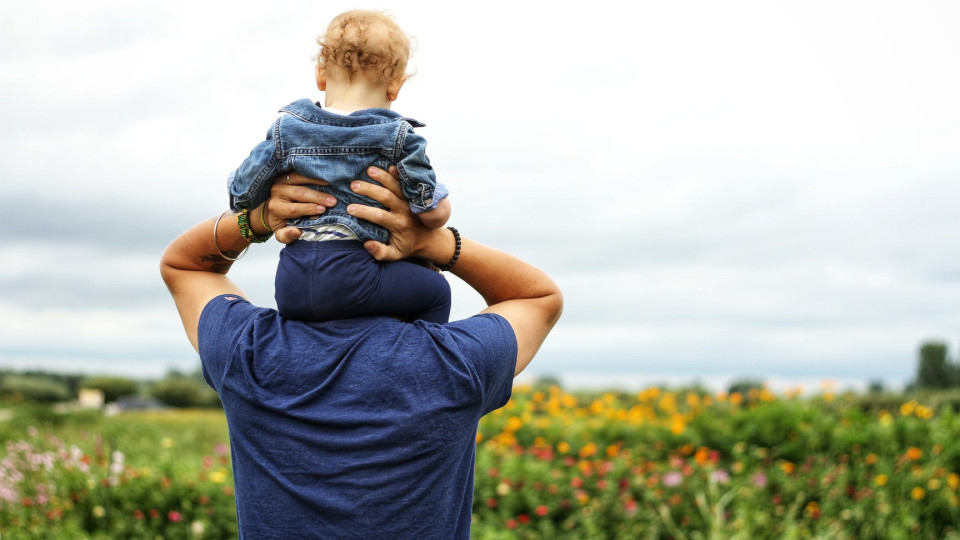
[198,295,516,539]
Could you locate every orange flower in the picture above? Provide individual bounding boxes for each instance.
[905,447,923,461]
[911,487,926,500]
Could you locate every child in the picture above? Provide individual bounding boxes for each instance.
[227,9,452,324]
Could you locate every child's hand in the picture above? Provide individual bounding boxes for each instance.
[417,197,451,229]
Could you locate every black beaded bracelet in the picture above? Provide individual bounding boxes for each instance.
[437,226,461,271]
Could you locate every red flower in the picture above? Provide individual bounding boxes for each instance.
[486,498,498,508]
[535,505,549,517]
[133,510,144,520]
[518,514,531,524]
[506,519,517,529]
[148,509,160,519]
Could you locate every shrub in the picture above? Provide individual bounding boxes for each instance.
[0,375,71,403]
[150,379,220,409]
[82,376,141,403]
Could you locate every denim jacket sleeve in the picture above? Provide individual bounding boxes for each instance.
[396,125,445,214]
[227,118,283,211]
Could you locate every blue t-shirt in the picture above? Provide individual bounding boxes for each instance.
[198,295,516,539]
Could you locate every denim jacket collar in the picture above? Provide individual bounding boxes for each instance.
[280,98,426,128]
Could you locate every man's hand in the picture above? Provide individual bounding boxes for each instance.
[346,166,447,262]
[263,174,337,243]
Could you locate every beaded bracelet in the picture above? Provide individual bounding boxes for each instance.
[437,226,461,271]
[237,209,272,243]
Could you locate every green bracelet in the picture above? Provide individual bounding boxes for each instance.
[237,209,272,243]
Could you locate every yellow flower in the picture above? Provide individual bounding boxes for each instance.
[578,443,597,458]
[875,474,888,486]
[557,441,571,454]
[92,506,106,518]
[928,478,942,491]
[912,487,926,500]
[161,437,175,449]
[209,470,228,484]
[670,414,686,435]
[900,400,917,417]
[947,473,960,490]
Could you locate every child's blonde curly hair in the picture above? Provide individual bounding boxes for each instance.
[316,10,412,84]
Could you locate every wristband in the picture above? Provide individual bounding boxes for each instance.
[437,227,461,271]
[238,209,272,243]
[259,204,274,233]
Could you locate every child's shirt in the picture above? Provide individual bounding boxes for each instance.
[228,99,447,244]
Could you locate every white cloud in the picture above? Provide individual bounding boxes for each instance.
[1,0,959,388]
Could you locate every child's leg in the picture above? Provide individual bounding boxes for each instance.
[275,241,450,323]
[364,258,451,324]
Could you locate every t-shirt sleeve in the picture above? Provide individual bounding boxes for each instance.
[444,313,518,415]
[197,294,264,392]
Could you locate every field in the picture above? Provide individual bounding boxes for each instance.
[2,384,959,539]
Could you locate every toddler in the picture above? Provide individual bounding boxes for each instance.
[228,9,452,323]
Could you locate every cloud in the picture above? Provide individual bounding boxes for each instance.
[1,0,959,388]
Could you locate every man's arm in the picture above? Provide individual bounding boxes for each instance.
[160,178,337,351]
[348,169,563,376]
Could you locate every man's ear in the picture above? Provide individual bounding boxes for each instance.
[315,64,327,91]
[386,78,405,102]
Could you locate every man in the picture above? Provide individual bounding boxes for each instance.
[160,167,562,538]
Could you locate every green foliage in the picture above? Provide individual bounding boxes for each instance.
[82,376,141,403]
[6,388,960,538]
[150,378,220,409]
[0,374,72,403]
[0,409,235,539]
[916,341,960,389]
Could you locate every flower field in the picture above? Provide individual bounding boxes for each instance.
[2,384,960,539]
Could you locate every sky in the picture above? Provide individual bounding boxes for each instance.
[1,0,959,392]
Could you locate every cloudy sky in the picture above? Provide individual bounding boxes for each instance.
[2,0,958,391]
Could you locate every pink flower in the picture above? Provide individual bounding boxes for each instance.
[711,470,730,484]
[752,472,768,488]
[663,471,683,487]
[167,510,182,523]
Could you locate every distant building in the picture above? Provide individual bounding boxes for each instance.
[78,388,105,409]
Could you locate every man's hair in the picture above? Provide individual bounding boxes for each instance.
[316,10,411,84]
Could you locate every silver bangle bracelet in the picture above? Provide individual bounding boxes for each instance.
[213,210,249,261]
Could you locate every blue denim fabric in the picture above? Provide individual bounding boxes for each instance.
[227,99,448,243]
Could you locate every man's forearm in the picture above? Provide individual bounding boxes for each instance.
[449,237,558,308]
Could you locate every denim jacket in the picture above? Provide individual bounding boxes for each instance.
[227,99,447,244]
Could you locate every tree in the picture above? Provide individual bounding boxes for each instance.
[915,341,957,389]
[82,376,140,403]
